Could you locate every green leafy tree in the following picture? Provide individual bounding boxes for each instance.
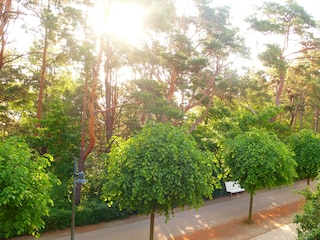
[294,179,320,239]
[0,0,23,69]
[123,0,246,132]
[224,129,297,222]
[287,129,320,185]
[126,79,182,125]
[102,123,217,240]
[246,0,317,108]
[0,65,35,136]
[288,51,320,132]
[0,137,59,238]
[28,101,81,207]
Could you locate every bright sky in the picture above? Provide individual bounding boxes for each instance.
[213,0,320,22]
[209,0,320,72]
[9,0,320,73]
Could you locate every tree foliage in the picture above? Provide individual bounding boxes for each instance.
[103,123,216,216]
[121,0,246,132]
[0,137,59,238]
[246,0,318,108]
[294,179,320,239]
[286,129,320,184]
[1,0,320,235]
[224,129,297,221]
[102,123,217,239]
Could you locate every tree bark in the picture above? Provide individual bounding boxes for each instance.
[299,108,304,130]
[75,36,103,204]
[149,212,155,240]
[248,192,253,222]
[188,98,212,133]
[167,66,177,102]
[314,109,319,133]
[161,66,177,123]
[275,74,285,107]
[36,5,49,127]
[0,0,12,70]
[101,1,117,153]
[104,40,114,153]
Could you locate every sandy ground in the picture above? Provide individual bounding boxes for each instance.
[174,199,304,240]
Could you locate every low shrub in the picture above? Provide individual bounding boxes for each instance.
[44,208,72,231]
[44,200,134,231]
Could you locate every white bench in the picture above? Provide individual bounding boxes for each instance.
[225,181,245,195]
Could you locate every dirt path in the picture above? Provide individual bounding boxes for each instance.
[174,199,304,240]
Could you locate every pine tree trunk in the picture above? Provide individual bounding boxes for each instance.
[0,0,12,70]
[75,36,103,204]
[275,74,285,107]
[314,109,319,133]
[36,16,49,127]
[299,106,304,130]
[104,57,114,153]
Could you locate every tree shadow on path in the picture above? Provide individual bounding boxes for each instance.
[173,200,304,240]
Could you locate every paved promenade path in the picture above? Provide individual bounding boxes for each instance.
[12,179,317,240]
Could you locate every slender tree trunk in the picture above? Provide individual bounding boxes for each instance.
[167,66,177,102]
[80,75,89,159]
[35,2,51,155]
[0,24,5,69]
[36,15,49,127]
[314,109,319,133]
[149,212,155,240]
[188,98,212,133]
[248,192,254,222]
[75,36,103,204]
[161,66,177,122]
[289,110,295,126]
[270,73,285,123]
[299,105,304,130]
[0,0,12,70]
[288,96,296,126]
[307,177,310,186]
[75,67,98,204]
[104,47,114,153]
[102,1,116,153]
[275,75,285,107]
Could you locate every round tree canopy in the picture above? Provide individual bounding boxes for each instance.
[225,129,297,195]
[102,123,217,219]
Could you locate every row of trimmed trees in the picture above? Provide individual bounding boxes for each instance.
[1,125,319,239]
[103,123,320,239]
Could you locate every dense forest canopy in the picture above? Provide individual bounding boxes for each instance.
[1,0,320,138]
[1,0,320,238]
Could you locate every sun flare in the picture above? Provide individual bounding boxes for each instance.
[89,1,146,44]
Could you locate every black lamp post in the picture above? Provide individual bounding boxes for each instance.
[71,158,87,240]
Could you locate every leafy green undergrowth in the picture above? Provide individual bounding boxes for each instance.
[44,186,226,233]
[2,185,227,239]
[44,187,226,233]
[44,200,134,231]
[1,200,134,239]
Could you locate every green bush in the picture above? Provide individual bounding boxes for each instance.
[294,178,320,239]
[0,137,59,239]
[44,208,72,231]
[212,180,227,198]
[44,200,134,231]
[76,201,134,226]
